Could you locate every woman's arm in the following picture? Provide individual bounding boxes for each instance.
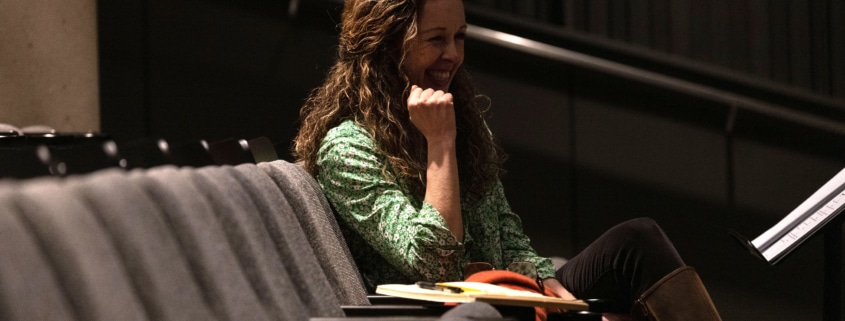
[317,121,464,282]
[407,85,463,241]
[479,180,556,278]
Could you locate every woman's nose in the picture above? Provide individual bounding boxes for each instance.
[442,41,461,62]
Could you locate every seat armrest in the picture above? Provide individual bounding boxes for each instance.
[547,311,603,321]
[341,305,528,320]
[361,295,602,321]
[342,304,451,317]
[583,299,610,313]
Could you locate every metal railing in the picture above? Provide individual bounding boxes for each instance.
[467,24,845,136]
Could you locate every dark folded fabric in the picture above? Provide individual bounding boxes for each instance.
[439,302,503,321]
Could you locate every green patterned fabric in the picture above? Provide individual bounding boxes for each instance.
[316,120,554,291]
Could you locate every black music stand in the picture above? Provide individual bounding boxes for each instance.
[821,216,843,321]
[731,172,845,321]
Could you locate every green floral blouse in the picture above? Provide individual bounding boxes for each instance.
[316,120,554,291]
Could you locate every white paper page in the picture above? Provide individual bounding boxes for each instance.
[751,167,845,261]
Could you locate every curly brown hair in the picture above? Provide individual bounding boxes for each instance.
[292,0,505,202]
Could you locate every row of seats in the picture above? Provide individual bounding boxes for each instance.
[0,130,279,179]
[0,124,597,320]
[0,158,552,320]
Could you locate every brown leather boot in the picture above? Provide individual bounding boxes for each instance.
[632,266,722,321]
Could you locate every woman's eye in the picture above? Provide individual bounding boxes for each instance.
[455,33,466,41]
[428,36,445,43]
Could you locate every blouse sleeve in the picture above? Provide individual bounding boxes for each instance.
[316,123,465,282]
[488,180,556,279]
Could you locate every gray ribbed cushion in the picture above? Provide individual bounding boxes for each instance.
[14,177,148,321]
[438,302,502,320]
[132,166,271,321]
[231,164,346,316]
[258,160,369,306]
[191,166,311,320]
[0,184,75,321]
[69,169,216,321]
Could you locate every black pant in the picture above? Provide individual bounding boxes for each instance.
[556,217,685,314]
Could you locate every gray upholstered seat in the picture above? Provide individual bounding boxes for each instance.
[0,160,522,321]
[191,165,317,320]
[0,184,75,321]
[13,177,148,321]
[132,166,273,321]
[229,163,347,316]
[258,160,370,306]
[68,169,216,321]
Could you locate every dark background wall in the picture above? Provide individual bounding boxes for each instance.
[98,0,845,320]
[466,0,845,99]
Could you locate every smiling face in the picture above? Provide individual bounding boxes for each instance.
[403,0,466,92]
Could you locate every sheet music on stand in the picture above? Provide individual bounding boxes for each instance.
[733,167,845,265]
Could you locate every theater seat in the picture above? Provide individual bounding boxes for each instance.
[0,160,590,321]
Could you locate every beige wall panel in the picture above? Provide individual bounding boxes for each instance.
[0,0,99,133]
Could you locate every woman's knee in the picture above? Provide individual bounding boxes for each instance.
[613,218,679,254]
[612,217,665,242]
[619,217,684,266]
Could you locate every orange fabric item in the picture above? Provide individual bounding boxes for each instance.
[464,270,560,321]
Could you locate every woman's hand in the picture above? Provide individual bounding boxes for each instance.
[407,85,456,144]
[407,85,462,241]
[542,278,576,300]
[543,278,578,315]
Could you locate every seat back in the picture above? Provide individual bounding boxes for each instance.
[258,160,370,306]
[208,138,255,165]
[192,165,317,320]
[0,159,376,321]
[0,146,54,179]
[168,140,214,167]
[119,138,175,169]
[133,166,274,321]
[12,178,148,321]
[230,164,348,315]
[0,185,75,321]
[44,139,126,175]
[68,169,216,320]
[247,136,279,163]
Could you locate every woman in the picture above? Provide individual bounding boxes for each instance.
[293,0,721,319]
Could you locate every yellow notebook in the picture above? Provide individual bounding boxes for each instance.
[375,282,589,311]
